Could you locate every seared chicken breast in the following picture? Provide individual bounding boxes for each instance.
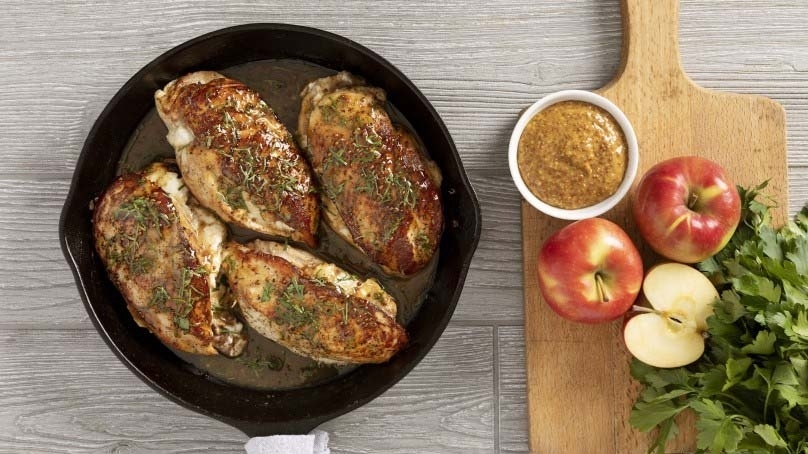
[298,72,443,276]
[93,163,247,357]
[155,71,319,247]
[222,240,408,364]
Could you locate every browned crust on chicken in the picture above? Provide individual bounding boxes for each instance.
[155,71,319,247]
[93,163,246,356]
[222,241,408,364]
[298,72,443,276]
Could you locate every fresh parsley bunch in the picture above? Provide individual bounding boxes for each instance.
[631,183,808,453]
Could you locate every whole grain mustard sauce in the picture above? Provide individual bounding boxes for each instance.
[517,100,628,209]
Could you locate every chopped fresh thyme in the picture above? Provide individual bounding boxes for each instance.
[115,196,169,234]
[147,266,206,334]
[319,96,346,125]
[336,274,354,283]
[354,147,379,164]
[381,216,403,243]
[174,316,190,331]
[221,110,239,143]
[213,127,306,214]
[310,275,328,287]
[322,146,348,171]
[223,255,237,274]
[323,180,346,200]
[260,281,275,302]
[239,353,285,376]
[270,171,300,195]
[353,128,382,149]
[415,231,433,254]
[356,167,379,195]
[300,363,325,380]
[218,179,248,211]
[385,171,417,208]
[275,277,317,331]
[353,163,417,208]
[150,285,170,309]
[110,196,170,275]
[128,255,154,275]
[372,292,385,304]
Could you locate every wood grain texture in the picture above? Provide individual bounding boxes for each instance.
[523,0,788,452]
[1,0,808,452]
[497,327,529,454]
[3,1,808,177]
[0,327,492,454]
[320,327,495,454]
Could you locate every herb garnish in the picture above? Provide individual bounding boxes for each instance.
[356,168,380,196]
[415,232,433,254]
[310,275,328,287]
[115,196,169,235]
[381,216,403,243]
[323,180,346,200]
[276,277,317,331]
[260,282,275,302]
[147,266,206,334]
[239,354,285,376]
[319,97,343,124]
[109,197,170,274]
[221,111,239,143]
[322,146,348,171]
[343,299,351,326]
[216,143,302,214]
[384,169,417,208]
[631,183,808,453]
[300,363,325,380]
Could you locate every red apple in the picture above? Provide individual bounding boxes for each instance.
[537,218,643,324]
[632,156,741,263]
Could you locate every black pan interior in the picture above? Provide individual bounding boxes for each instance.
[59,23,481,436]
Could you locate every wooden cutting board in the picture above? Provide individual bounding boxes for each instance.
[522,0,788,452]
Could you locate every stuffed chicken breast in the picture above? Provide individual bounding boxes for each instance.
[222,240,408,364]
[155,71,319,247]
[298,72,443,276]
[93,162,247,357]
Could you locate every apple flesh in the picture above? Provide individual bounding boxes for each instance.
[632,156,741,263]
[537,218,643,324]
[623,263,719,368]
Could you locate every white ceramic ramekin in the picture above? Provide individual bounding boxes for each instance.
[508,90,638,220]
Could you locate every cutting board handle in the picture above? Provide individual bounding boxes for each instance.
[611,0,687,88]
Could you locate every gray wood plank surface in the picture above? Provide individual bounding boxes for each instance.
[2,0,808,452]
[497,327,528,454]
[0,327,493,454]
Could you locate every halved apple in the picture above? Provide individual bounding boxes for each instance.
[623,263,718,368]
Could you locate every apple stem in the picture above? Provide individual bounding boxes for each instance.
[632,305,655,313]
[595,273,611,303]
[687,191,700,210]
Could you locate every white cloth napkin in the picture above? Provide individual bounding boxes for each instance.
[244,429,330,454]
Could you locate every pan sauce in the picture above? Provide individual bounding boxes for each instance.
[119,59,438,390]
[517,100,627,209]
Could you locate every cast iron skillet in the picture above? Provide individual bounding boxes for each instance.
[59,23,481,436]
